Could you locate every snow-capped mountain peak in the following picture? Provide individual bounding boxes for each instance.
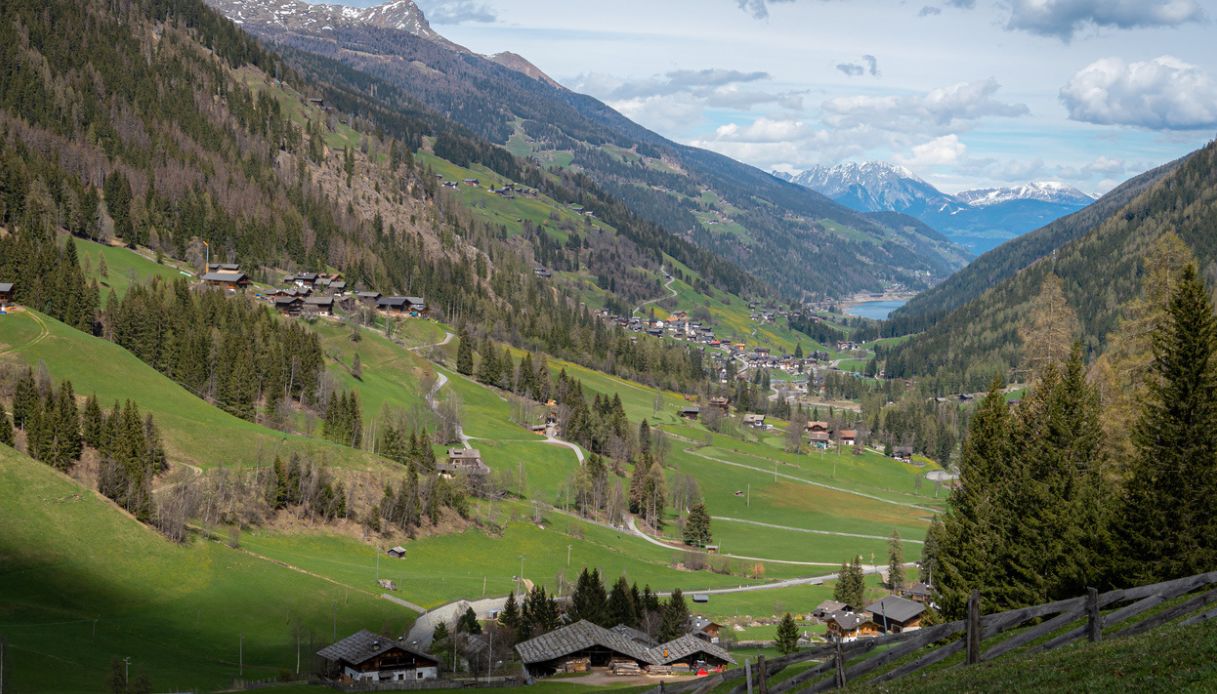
[775,161,960,217]
[206,0,444,42]
[954,181,1096,208]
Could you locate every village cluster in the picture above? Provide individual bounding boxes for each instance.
[314,583,935,685]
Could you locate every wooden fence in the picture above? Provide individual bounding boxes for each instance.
[644,570,1217,694]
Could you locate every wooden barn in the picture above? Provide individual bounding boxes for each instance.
[317,630,439,684]
[0,282,13,308]
[825,611,880,642]
[202,270,250,291]
[866,596,926,633]
[515,621,734,678]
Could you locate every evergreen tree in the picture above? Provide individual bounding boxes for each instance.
[605,576,640,627]
[500,591,520,629]
[659,589,690,642]
[82,394,104,449]
[12,368,37,430]
[1118,265,1217,584]
[458,606,483,635]
[0,405,11,447]
[887,531,905,593]
[567,568,608,625]
[775,613,800,655]
[935,381,1012,617]
[682,503,713,547]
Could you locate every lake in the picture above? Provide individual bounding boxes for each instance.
[845,299,908,320]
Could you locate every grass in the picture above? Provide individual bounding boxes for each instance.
[75,237,187,298]
[0,444,410,693]
[855,618,1217,693]
[0,310,384,471]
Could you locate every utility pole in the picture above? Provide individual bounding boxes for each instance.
[122,657,130,693]
[567,544,572,567]
[239,634,244,679]
[746,484,750,508]
[519,555,525,586]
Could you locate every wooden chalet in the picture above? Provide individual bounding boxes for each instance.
[806,421,831,434]
[386,546,407,559]
[808,431,831,449]
[378,296,428,316]
[866,596,926,634]
[707,396,730,412]
[900,582,933,605]
[742,413,766,429]
[356,291,382,307]
[678,406,701,420]
[0,282,14,308]
[813,600,850,620]
[439,448,489,477]
[893,446,914,463]
[272,295,303,316]
[317,630,439,684]
[202,270,250,291]
[838,429,859,447]
[689,616,723,644]
[824,611,880,642]
[514,621,734,678]
[303,296,335,316]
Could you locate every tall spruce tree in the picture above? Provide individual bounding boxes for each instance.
[887,531,905,593]
[567,568,608,625]
[936,380,1013,617]
[456,329,474,376]
[1118,265,1217,584]
[682,503,713,547]
[775,613,800,655]
[605,576,640,627]
[659,589,690,642]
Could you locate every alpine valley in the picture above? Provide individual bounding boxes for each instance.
[2,0,1217,693]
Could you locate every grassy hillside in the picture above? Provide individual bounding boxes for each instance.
[0,444,410,693]
[0,310,383,471]
[857,618,1217,693]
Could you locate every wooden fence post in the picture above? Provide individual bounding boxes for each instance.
[757,655,768,694]
[745,658,753,694]
[833,638,847,689]
[1086,587,1102,642]
[966,589,981,665]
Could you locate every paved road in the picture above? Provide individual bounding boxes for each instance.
[632,275,677,317]
[712,517,925,544]
[545,435,585,463]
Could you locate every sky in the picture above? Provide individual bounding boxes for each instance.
[335,0,1216,195]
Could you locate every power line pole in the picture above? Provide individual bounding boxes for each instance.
[122,657,130,694]
[239,634,244,679]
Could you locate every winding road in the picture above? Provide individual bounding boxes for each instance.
[632,275,677,317]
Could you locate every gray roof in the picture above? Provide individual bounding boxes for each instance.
[273,296,302,306]
[515,620,651,665]
[202,271,247,283]
[358,291,382,299]
[815,600,848,614]
[610,624,657,647]
[689,616,720,633]
[902,582,932,597]
[305,296,335,306]
[866,596,926,624]
[317,630,437,667]
[0,282,13,292]
[515,621,734,667]
[378,296,410,308]
[826,611,872,630]
[646,634,735,665]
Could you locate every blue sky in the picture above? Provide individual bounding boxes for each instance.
[334,0,1216,194]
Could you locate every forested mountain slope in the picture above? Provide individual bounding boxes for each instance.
[883,155,1188,336]
[205,0,969,298]
[881,140,1217,390]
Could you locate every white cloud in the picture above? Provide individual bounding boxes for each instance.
[1005,0,1206,41]
[713,118,811,143]
[822,78,1029,133]
[1060,56,1217,130]
[415,0,496,24]
[837,54,879,78]
[736,0,797,20]
[895,134,968,167]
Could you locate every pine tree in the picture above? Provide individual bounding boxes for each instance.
[458,606,482,635]
[887,531,905,593]
[682,503,713,547]
[1118,264,1217,584]
[82,394,104,449]
[659,589,690,642]
[567,568,608,625]
[606,576,639,627]
[0,407,13,447]
[12,368,37,430]
[500,591,520,629]
[775,613,800,655]
[935,380,1012,618]
[1019,274,1079,381]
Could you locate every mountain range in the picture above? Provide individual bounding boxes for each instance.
[775,162,1096,255]
[205,0,969,299]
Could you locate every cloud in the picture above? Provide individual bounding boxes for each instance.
[574,68,806,126]
[895,134,968,167]
[1059,56,1217,130]
[918,6,942,17]
[736,0,797,20]
[822,78,1029,132]
[946,0,975,8]
[416,0,496,24]
[601,68,770,100]
[838,55,880,77]
[1004,0,1206,40]
[713,118,812,143]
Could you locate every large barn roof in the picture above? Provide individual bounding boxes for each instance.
[318,630,437,667]
[646,634,735,665]
[515,621,735,667]
[866,596,926,623]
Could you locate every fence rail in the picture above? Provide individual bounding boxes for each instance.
[643,570,1217,694]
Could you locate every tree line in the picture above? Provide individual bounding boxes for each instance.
[927,259,1217,617]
